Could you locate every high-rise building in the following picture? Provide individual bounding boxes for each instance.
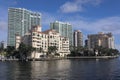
[8,7,41,46]
[73,30,83,47]
[88,32,115,49]
[50,21,73,46]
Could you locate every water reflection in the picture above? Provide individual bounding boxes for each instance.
[5,62,32,80]
[0,62,8,80]
[0,58,120,80]
[30,60,71,80]
[67,59,120,80]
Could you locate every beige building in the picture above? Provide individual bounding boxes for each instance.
[88,32,115,49]
[73,30,83,47]
[15,26,70,58]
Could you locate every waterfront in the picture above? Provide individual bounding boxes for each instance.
[0,57,120,80]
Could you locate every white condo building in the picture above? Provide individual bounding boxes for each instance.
[15,26,70,58]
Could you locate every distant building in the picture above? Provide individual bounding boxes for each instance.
[73,30,83,47]
[88,32,115,49]
[50,21,73,46]
[8,7,41,47]
[15,26,70,58]
[0,41,4,49]
[85,39,88,48]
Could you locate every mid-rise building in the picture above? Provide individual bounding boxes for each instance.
[50,21,73,46]
[88,32,115,49]
[15,26,70,58]
[8,7,41,47]
[73,30,83,47]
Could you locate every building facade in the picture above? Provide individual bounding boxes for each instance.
[16,26,70,58]
[50,21,73,46]
[73,30,83,47]
[88,32,115,49]
[8,7,41,46]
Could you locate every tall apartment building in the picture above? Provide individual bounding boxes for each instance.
[50,21,73,46]
[15,26,70,58]
[8,7,41,46]
[73,30,83,47]
[88,32,115,49]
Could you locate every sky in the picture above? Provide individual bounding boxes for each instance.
[0,0,120,50]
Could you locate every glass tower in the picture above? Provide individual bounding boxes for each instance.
[50,21,73,46]
[8,8,41,46]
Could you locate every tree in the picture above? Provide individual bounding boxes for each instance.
[18,42,27,60]
[6,46,15,57]
[18,42,35,60]
[0,47,7,58]
[48,46,58,57]
[26,45,35,58]
[93,46,120,56]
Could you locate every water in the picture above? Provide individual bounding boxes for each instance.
[1,57,120,80]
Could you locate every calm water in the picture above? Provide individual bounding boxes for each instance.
[1,57,120,80]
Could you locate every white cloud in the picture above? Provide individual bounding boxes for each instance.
[60,1,83,13]
[66,16,120,34]
[42,12,120,35]
[59,0,102,13]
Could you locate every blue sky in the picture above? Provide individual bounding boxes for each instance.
[0,0,120,50]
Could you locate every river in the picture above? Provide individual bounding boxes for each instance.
[0,57,120,80]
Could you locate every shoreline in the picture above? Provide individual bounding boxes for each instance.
[0,55,119,61]
[66,55,119,59]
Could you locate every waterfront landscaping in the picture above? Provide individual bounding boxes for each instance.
[69,46,119,57]
[0,43,119,61]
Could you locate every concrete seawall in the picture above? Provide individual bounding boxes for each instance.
[0,55,119,61]
[67,55,119,59]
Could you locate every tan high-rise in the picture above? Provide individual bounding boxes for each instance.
[88,32,115,49]
[73,30,83,47]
